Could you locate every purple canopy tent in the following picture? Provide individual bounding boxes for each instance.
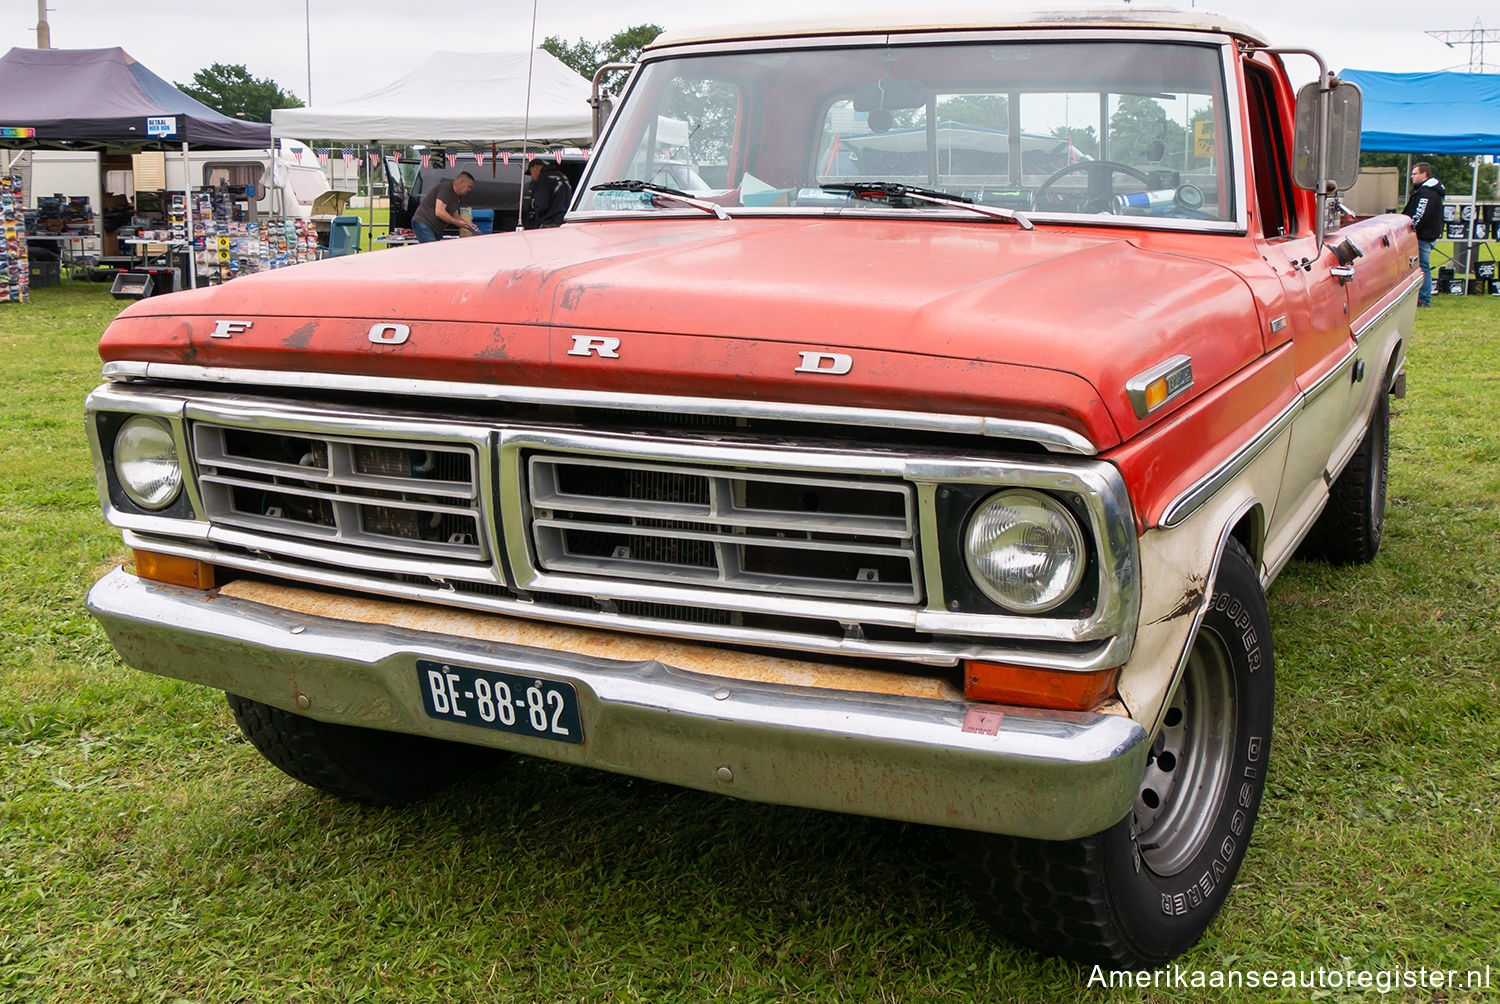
[0,46,272,149]
[0,47,274,288]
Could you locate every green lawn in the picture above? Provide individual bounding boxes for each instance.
[1,283,1496,1002]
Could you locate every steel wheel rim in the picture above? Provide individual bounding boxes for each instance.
[1133,626,1236,876]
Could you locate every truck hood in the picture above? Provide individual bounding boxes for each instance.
[102,219,1261,451]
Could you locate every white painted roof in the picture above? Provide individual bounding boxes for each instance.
[650,7,1267,52]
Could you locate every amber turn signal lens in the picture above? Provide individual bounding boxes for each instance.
[132,550,215,590]
[1143,377,1170,412]
[964,661,1118,711]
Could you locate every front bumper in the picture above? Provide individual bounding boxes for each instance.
[87,567,1147,840]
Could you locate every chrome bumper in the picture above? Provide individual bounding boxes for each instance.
[87,568,1147,840]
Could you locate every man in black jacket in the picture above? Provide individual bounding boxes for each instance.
[1402,162,1445,306]
[523,160,573,229]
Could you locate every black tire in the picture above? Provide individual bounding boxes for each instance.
[1302,388,1390,564]
[226,693,469,806]
[957,538,1274,969]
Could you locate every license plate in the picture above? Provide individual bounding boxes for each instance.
[416,659,583,745]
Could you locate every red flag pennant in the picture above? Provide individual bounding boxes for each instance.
[553,149,563,164]
[367,152,378,168]
[392,150,402,164]
[475,152,485,166]
[294,148,304,163]
[318,152,329,166]
[420,153,430,168]
[525,152,536,163]
[447,153,457,168]
[500,151,510,165]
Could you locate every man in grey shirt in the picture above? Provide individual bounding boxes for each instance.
[412,172,478,242]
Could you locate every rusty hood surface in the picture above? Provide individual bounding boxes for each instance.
[100,218,1263,451]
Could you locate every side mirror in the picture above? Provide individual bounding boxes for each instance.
[591,94,615,145]
[1293,79,1362,192]
[590,62,636,145]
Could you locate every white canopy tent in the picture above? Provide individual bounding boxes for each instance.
[270,50,594,146]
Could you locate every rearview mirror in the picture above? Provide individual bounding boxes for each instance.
[1293,79,1362,192]
[852,79,927,112]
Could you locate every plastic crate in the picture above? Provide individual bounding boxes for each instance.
[29,259,59,287]
[110,271,153,299]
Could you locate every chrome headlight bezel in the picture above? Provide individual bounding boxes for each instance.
[112,415,183,511]
[962,488,1089,614]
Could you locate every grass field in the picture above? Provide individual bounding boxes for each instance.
[0,283,1496,1002]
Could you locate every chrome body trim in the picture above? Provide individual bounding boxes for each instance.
[1125,354,1194,418]
[1351,273,1422,343]
[1160,276,1418,532]
[100,362,1097,455]
[87,567,1148,840]
[1160,395,1303,530]
[583,29,1250,236]
[88,384,1140,671]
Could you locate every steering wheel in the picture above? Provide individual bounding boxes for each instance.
[1035,160,1153,214]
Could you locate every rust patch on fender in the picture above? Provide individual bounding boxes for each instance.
[1149,576,1207,626]
[283,320,318,349]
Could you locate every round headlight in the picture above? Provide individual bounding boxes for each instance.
[113,416,182,510]
[964,489,1087,613]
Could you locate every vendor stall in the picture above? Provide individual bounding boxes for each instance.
[271,50,594,236]
[0,46,275,293]
[1341,68,1500,296]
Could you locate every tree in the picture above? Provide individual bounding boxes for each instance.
[541,24,662,91]
[177,64,303,123]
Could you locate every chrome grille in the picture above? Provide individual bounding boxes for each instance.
[527,455,920,603]
[191,423,486,563]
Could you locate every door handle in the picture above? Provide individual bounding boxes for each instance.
[1329,266,1355,285]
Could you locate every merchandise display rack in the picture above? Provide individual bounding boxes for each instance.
[1,173,30,304]
[1437,202,1500,297]
[189,189,317,284]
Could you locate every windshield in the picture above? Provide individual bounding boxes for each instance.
[579,39,1235,225]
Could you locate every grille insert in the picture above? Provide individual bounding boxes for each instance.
[528,455,920,603]
[193,424,486,562]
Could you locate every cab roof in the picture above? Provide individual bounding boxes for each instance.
[649,7,1267,52]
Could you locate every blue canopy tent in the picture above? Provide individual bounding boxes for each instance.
[1341,69,1500,282]
[1338,69,1500,155]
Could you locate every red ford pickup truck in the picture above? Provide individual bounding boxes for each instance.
[86,9,1418,967]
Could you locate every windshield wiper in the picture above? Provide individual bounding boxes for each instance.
[820,182,1034,230]
[590,180,730,220]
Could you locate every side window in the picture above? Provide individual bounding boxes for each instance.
[1245,64,1297,239]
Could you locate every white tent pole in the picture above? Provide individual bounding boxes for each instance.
[1468,156,1480,277]
[182,141,196,289]
[519,0,540,232]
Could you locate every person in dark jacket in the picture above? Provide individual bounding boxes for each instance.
[523,160,573,229]
[1402,162,1445,306]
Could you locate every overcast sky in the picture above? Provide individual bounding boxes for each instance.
[3,0,1496,105]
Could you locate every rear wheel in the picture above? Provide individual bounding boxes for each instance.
[957,539,1273,968]
[227,693,469,806]
[1302,388,1390,564]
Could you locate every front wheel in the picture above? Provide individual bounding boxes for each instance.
[227,693,472,806]
[957,538,1274,968]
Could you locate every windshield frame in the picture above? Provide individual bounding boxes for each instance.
[572,28,1249,235]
